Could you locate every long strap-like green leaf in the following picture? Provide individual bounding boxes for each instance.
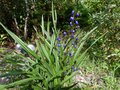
[0,22,40,60]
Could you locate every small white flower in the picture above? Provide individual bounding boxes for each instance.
[16,44,22,50]
[27,44,35,51]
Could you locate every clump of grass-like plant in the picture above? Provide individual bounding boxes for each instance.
[0,4,104,90]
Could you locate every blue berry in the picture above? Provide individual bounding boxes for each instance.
[63,31,67,36]
[71,34,74,39]
[70,22,73,26]
[57,37,61,41]
[71,30,75,33]
[76,13,80,17]
[75,21,79,25]
[72,10,75,15]
[69,52,73,57]
[57,44,61,47]
[63,44,66,48]
[70,16,74,21]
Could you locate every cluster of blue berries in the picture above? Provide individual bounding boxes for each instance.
[56,10,80,72]
[57,10,80,55]
[70,10,80,28]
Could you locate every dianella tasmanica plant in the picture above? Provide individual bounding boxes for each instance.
[0,4,101,90]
